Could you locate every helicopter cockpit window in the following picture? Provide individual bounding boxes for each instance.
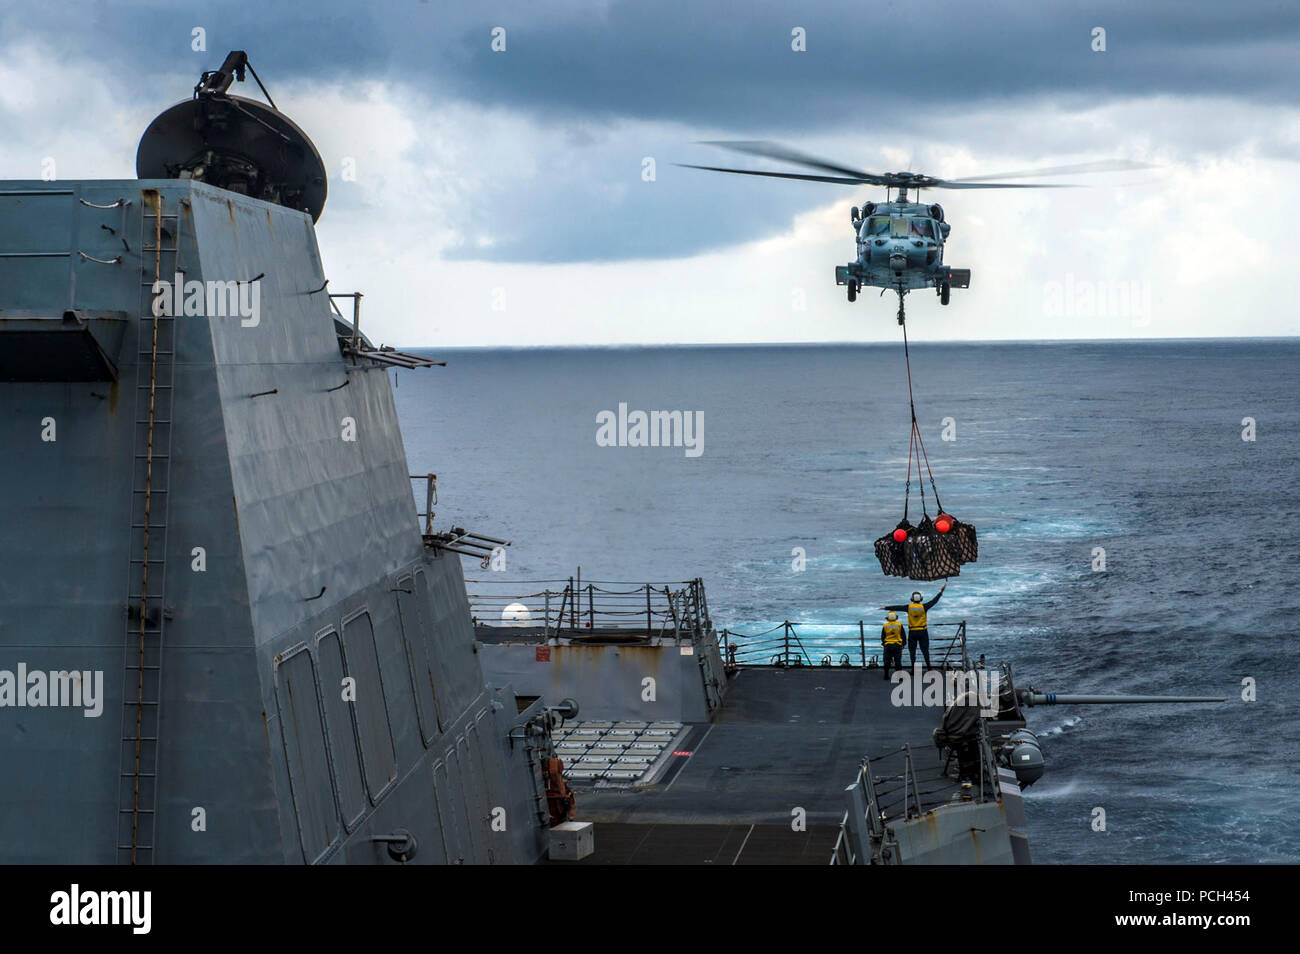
[890,217,911,237]
[863,216,890,236]
[909,219,934,239]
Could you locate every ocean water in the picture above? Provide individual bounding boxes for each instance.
[393,340,1300,864]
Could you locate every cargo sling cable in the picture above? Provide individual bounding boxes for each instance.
[899,317,944,528]
[873,318,978,580]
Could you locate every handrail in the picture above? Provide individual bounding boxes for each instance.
[467,576,712,644]
[329,291,363,351]
[720,619,968,671]
[409,473,436,535]
[832,731,1004,864]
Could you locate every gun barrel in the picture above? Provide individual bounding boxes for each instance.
[1022,693,1225,706]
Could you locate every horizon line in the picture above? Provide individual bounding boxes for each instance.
[400,334,1300,352]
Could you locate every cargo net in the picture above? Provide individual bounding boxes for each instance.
[875,514,978,580]
[873,319,978,581]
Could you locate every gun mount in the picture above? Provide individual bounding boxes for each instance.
[1018,691,1227,706]
[990,685,1225,789]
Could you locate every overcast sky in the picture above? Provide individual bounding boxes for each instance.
[2,0,1298,345]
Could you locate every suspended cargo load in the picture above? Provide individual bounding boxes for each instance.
[874,514,977,580]
[946,515,978,563]
[902,516,960,581]
[873,319,977,580]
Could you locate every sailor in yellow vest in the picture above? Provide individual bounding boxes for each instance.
[880,611,906,681]
[879,582,946,669]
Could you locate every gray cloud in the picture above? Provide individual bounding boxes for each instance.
[7,0,1298,265]
[24,1,1297,122]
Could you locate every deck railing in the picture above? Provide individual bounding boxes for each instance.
[831,711,1003,865]
[720,620,968,671]
[466,575,711,643]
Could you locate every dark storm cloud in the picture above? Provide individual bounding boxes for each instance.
[22,0,1297,123]
[8,0,1297,263]
[432,0,1300,128]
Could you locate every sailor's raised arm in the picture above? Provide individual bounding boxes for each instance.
[924,583,946,610]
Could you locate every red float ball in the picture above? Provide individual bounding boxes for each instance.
[935,516,953,534]
[892,528,908,542]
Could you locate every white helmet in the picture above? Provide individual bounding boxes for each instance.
[911,591,923,602]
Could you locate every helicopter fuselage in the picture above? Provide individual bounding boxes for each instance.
[835,198,970,307]
[681,143,1147,317]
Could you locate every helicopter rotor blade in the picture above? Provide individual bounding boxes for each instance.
[678,143,1154,191]
[695,140,885,182]
[929,181,1077,189]
[674,163,870,185]
[944,158,1156,183]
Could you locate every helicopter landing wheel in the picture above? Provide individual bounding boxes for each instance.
[940,282,950,306]
[847,279,858,303]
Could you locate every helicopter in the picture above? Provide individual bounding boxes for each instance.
[679,142,1150,324]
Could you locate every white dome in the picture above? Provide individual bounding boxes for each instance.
[501,602,532,627]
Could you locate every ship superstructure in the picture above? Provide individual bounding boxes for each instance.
[0,54,550,865]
